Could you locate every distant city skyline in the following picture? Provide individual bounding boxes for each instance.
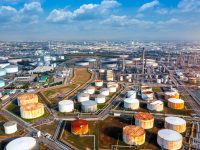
[0,0,200,41]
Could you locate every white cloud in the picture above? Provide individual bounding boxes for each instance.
[178,0,200,12]
[0,2,43,24]
[0,6,17,22]
[47,0,120,23]
[139,0,159,12]
[158,18,181,25]
[101,15,154,28]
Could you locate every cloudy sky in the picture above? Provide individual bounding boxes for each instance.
[0,0,200,41]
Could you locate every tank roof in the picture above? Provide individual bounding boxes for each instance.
[81,100,97,106]
[6,137,37,150]
[18,93,38,101]
[3,121,17,127]
[59,100,73,105]
[123,125,145,137]
[168,98,184,103]
[124,98,139,103]
[158,129,182,141]
[134,112,154,120]
[20,103,44,111]
[165,116,186,125]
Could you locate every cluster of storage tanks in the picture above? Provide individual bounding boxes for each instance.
[58,81,119,113]
[123,89,164,112]
[141,85,154,101]
[17,93,45,119]
[76,81,119,113]
[164,88,184,110]
[122,112,186,149]
[123,112,154,146]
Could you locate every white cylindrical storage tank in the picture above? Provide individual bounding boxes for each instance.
[0,68,6,76]
[108,86,117,93]
[0,79,5,88]
[85,86,95,94]
[126,90,136,98]
[124,98,139,110]
[95,94,106,104]
[44,55,51,62]
[85,58,96,62]
[156,79,161,84]
[165,117,186,133]
[142,91,154,101]
[107,82,119,88]
[95,80,103,87]
[81,100,97,113]
[4,65,18,73]
[75,61,89,67]
[58,100,74,113]
[100,88,110,96]
[99,69,105,73]
[3,121,17,134]
[77,93,90,102]
[157,129,183,150]
[120,76,123,81]
[5,137,37,150]
[147,100,164,112]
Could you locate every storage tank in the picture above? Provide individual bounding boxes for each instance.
[126,90,136,98]
[20,103,44,119]
[147,100,164,112]
[3,121,17,134]
[123,125,145,146]
[156,79,161,84]
[58,100,74,113]
[81,100,97,113]
[134,112,154,129]
[100,88,110,96]
[141,85,152,93]
[0,79,5,88]
[84,86,95,94]
[17,93,38,106]
[85,58,96,62]
[0,68,6,76]
[77,93,90,102]
[188,77,197,84]
[4,65,18,73]
[108,86,117,93]
[75,61,89,67]
[124,98,139,110]
[43,55,51,62]
[95,94,106,104]
[107,82,119,88]
[99,69,105,73]
[5,137,37,150]
[141,91,154,101]
[95,80,103,87]
[168,98,184,109]
[164,90,179,100]
[157,129,182,150]
[71,119,88,135]
[165,117,186,133]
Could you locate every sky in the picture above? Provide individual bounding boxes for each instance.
[0,0,200,41]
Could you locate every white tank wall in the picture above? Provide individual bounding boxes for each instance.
[58,100,74,112]
[4,123,17,134]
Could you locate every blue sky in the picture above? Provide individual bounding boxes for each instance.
[0,0,200,41]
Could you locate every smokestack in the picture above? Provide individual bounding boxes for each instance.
[141,47,145,75]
